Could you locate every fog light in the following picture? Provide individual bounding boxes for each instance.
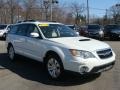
[80,66,89,74]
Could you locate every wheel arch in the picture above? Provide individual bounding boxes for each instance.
[43,50,65,69]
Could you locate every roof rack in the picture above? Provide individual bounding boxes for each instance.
[23,20,38,22]
[16,20,58,24]
[16,20,38,23]
[16,21,23,23]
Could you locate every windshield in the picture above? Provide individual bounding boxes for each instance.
[39,24,78,38]
[88,25,100,30]
[0,25,7,30]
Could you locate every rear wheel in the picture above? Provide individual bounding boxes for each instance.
[8,45,16,61]
[45,54,64,79]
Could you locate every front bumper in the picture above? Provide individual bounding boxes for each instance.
[90,61,115,73]
[63,53,116,74]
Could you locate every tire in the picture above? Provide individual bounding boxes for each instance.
[8,45,16,61]
[3,33,6,40]
[45,54,64,79]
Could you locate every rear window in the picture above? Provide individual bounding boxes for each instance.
[88,25,100,29]
[67,25,75,29]
[0,25,7,30]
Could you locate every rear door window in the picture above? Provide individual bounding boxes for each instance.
[9,25,18,34]
[16,24,28,36]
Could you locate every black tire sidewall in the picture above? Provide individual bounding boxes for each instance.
[8,45,16,61]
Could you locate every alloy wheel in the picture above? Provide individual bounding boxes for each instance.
[47,58,61,78]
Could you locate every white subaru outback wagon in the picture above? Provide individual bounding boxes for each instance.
[6,21,116,79]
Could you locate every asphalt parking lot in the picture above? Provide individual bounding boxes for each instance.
[0,40,120,90]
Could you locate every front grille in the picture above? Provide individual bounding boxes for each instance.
[97,49,113,59]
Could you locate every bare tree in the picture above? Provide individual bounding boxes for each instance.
[36,0,44,20]
[70,2,85,25]
[109,4,120,24]
[0,0,86,24]
[0,0,7,23]
[6,0,19,23]
[23,0,37,20]
[65,12,74,24]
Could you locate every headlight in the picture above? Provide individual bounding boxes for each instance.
[99,30,104,35]
[70,49,95,59]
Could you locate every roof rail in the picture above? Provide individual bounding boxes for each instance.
[23,20,38,22]
[16,20,38,23]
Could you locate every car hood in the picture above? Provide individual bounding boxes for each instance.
[48,37,110,51]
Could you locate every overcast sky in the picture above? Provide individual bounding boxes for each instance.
[59,0,119,17]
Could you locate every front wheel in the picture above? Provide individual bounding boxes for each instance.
[3,33,6,40]
[45,54,64,79]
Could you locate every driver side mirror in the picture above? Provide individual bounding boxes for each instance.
[30,32,39,38]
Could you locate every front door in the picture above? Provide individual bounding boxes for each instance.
[25,24,45,61]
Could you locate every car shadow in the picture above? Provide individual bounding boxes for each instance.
[0,38,6,41]
[0,53,101,86]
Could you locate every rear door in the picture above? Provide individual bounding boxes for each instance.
[13,24,28,54]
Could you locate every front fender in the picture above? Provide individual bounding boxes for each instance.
[42,46,67,62]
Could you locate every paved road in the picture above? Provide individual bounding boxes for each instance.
[0,40,120,90]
